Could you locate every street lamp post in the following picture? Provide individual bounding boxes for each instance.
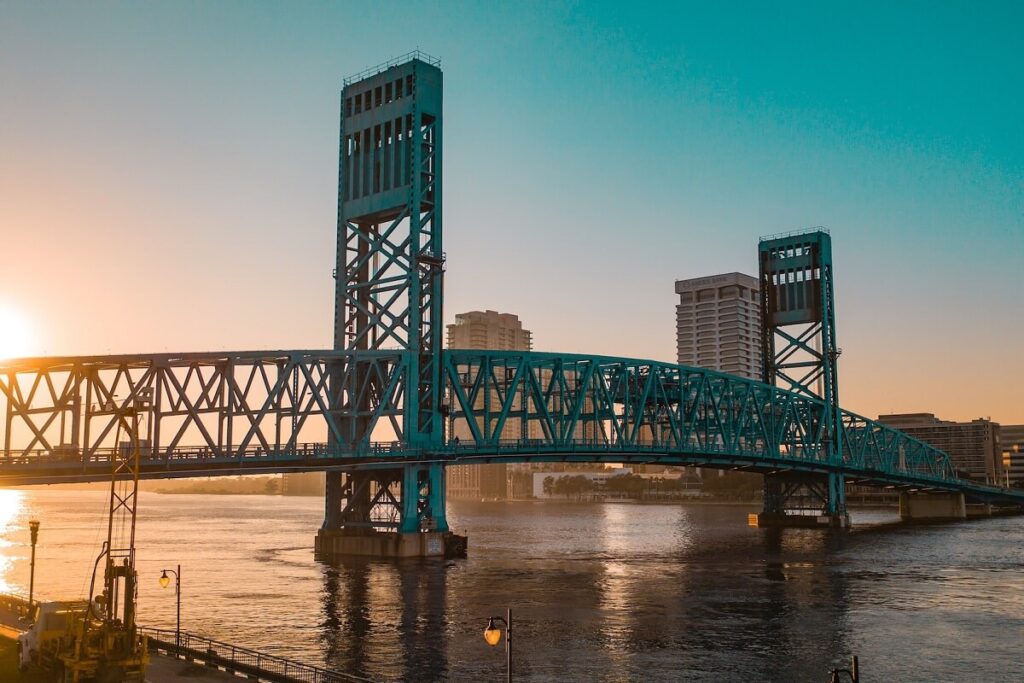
[159,565,181,653]
[28,520,39,612]
[483,607,512,683]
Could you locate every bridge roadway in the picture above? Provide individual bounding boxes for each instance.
[0,440,1022,506]
[1,349,1022,507]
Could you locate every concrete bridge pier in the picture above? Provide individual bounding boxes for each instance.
[316,464,463,559]
[899,491,966,523]
[752,472,851,529]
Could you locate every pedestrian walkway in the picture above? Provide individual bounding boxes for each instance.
[147,653,242,682]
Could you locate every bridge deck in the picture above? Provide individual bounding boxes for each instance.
[2,441,1021,507]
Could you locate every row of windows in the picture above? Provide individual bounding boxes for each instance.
[679,289,759,303]
[345,74,415,117]
[679,308,759,319]
[691,329,754,338]
[342,115,436,201]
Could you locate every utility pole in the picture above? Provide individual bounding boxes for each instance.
[28,520,39,610]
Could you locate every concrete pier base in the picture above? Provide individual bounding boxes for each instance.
[748,512,851,529]
[315,529,466,559]
[899,492,966,523]
[966,503,994,519]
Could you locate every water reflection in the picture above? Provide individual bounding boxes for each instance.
[320,558,448,681]
[0,489,25,594]
[1,493,1020,681]
[320,562,372,678]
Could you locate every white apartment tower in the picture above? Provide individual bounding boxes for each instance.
[675,272,762,380]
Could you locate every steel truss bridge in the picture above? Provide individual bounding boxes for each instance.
[2,54,1021,538]
[0,350,1020,507]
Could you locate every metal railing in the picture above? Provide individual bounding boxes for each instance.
[759,226,830,241]
[0,592,32,625]
[0,441,407,467]
[343,49,440,85]
[142,627,377,683]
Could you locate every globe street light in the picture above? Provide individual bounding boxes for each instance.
[483,608,511,683]
[159,565,181,653]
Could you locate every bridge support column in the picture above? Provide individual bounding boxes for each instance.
[899,492,966,523]
[399,463,449,534]
[752,473,850,529]
[316,464,462,559]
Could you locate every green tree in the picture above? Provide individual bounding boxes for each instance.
[543,475,555,497]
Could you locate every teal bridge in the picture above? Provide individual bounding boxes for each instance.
[1,54,1021,538]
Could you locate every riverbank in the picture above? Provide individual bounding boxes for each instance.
[497,496,899,509]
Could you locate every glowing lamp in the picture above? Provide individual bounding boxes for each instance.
[159,570,171,589]
[483,617,502,646]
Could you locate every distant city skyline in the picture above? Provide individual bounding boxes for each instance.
[0,2,1021,423]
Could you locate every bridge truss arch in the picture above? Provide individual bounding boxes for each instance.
[4,349,1021,512]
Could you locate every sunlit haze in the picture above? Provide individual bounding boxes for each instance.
[0,305,36,360]
[0,2,1021,423]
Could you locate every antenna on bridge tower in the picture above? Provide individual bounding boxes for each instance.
[757,228,849,527]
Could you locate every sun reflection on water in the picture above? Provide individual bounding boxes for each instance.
[0,488,26,594]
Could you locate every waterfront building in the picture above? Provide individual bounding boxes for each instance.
[675,272,762,380]
[999,424,1024,487]
[878,413,1002,484]
[446,311,533,500]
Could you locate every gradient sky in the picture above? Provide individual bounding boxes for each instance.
[1,1,1021,423]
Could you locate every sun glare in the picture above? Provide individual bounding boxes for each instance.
[0,305,36,360]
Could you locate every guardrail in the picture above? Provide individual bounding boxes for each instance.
[142,627,377,683]
[343,49,440,85]
[0,592,31,625]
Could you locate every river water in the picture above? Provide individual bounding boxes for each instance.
[0,488,1021,682]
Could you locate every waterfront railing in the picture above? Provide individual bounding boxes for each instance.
[142,627,378,683]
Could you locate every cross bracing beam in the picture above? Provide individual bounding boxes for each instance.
[0,350,404,463]
[2,349,1022,506]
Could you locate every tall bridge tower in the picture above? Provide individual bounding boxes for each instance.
[318,53,450,556]
[756,229,849,527]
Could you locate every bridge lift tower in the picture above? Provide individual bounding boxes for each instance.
[755,229,850,528]
[316,54,451,558]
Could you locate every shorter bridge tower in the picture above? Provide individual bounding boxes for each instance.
[756,229,849,528]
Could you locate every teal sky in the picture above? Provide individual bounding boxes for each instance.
[1,1,1021,422]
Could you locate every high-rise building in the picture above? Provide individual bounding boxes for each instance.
[446,311,533,499]
[999,424,1024,487]
[878,413,1002,484]
[447,310,532,351]
[675,272,762,380]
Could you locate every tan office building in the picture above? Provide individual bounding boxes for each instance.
[446,311,533,500]
[675,272,762,380]
[878,413,1002,484]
